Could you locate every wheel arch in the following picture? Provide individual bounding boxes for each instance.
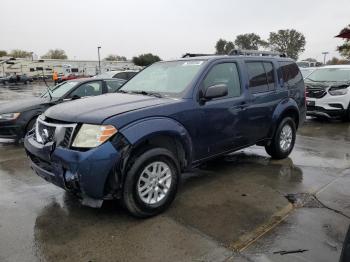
[119,117,193,172]
[269,98,300,138]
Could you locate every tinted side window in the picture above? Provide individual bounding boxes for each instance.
[114,72,128,80]
[106,80,124,92]
[69,81,102,97]
[279,61,303,88]
[263,62,275,90]
[127,72,138,80]
[246,62,269,93]
[203,63,241,98]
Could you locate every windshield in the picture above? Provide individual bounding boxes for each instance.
[41,81,79,98]
[119,60,205,97]
[300,68,315,78]
[306,68,350,82]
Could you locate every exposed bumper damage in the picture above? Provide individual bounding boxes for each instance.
[24,134,127,207]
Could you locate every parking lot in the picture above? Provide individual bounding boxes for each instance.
[0,83,349,262]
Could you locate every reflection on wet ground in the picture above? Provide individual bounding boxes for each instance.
[0,84,349,262]
[0,83,47,103]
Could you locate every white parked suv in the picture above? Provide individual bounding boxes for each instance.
[305,65,350,121]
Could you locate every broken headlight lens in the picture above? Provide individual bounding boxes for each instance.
[72,124,117,148]
[329,86,349,96]
[0,112,20,120]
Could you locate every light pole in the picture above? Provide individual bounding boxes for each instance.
[97,46,101,74]
[322,52,329,65]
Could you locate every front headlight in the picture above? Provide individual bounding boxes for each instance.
[329,86,349,96]
[72,124,117,148]
[0,112,20,120]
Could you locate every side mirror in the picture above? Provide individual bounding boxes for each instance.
[202,84,228,100]
[71,95,80,100]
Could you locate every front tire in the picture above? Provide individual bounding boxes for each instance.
[123,148,180,218]
[265,117,296,159]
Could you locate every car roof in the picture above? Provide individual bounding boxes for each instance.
[104,70,139,73]
[318,65,350,69]
[67,78,125,83]
[300,67,318,70]
[167,55,294,63]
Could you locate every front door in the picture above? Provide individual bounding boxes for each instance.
[195,62,250,159]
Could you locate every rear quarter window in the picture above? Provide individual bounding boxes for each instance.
[246,61,270,93]
[279,61,303,88]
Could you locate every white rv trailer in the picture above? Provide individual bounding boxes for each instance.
[0,57,138,78]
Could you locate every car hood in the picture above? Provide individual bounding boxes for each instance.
[305,80,350,89]
[44,93,174,124]
[0,97,48,113]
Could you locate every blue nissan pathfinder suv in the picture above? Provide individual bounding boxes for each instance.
[24,50,306,217]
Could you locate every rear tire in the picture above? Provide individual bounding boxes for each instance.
[265,117,296,159]
[123,147,180,218]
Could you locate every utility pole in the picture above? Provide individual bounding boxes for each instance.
[322,52,329,65]
[97,46,101,74]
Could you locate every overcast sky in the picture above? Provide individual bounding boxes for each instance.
[1,0,349,61]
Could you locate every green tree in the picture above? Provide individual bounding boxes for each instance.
[10,49,32,58]
[41,49,68,59]
[337,25,350,59]
[234,33,268,50]
[215,39,235,54]
[326,57,349,65]
[304,58,317,62]
[215,39,227,54]
[104,54,127,61]
[132,53,161,66]
[338,43,350,59]
[268,29,306,60]
[0,50,7,57]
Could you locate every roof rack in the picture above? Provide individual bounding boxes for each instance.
[229,49,287,57]
[182,53,214,58]
[181,50,287,58]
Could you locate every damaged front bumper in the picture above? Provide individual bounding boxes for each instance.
[24,134,123,207]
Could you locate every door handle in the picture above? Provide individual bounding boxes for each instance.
[238,102,248,110]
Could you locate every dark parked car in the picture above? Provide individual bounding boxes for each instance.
[1,74,33,85]
[0,78,125,142]
[25,51,306,217]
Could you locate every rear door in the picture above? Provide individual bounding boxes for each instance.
[244,60,280,143]
[105,79,126,93]
[67,80,103,98]
[113,72,128,80]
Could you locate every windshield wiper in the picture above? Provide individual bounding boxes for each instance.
[305,78,326,83]
[115,90,129,94]
[128,90,163,98]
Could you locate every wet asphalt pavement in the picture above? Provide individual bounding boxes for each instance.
[0,83,349,262]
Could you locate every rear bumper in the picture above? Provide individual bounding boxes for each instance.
[24,134,122,201]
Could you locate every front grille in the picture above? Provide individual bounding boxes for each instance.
[35,117,76,148]
[306,87,327,99]
[61,127,73,147]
